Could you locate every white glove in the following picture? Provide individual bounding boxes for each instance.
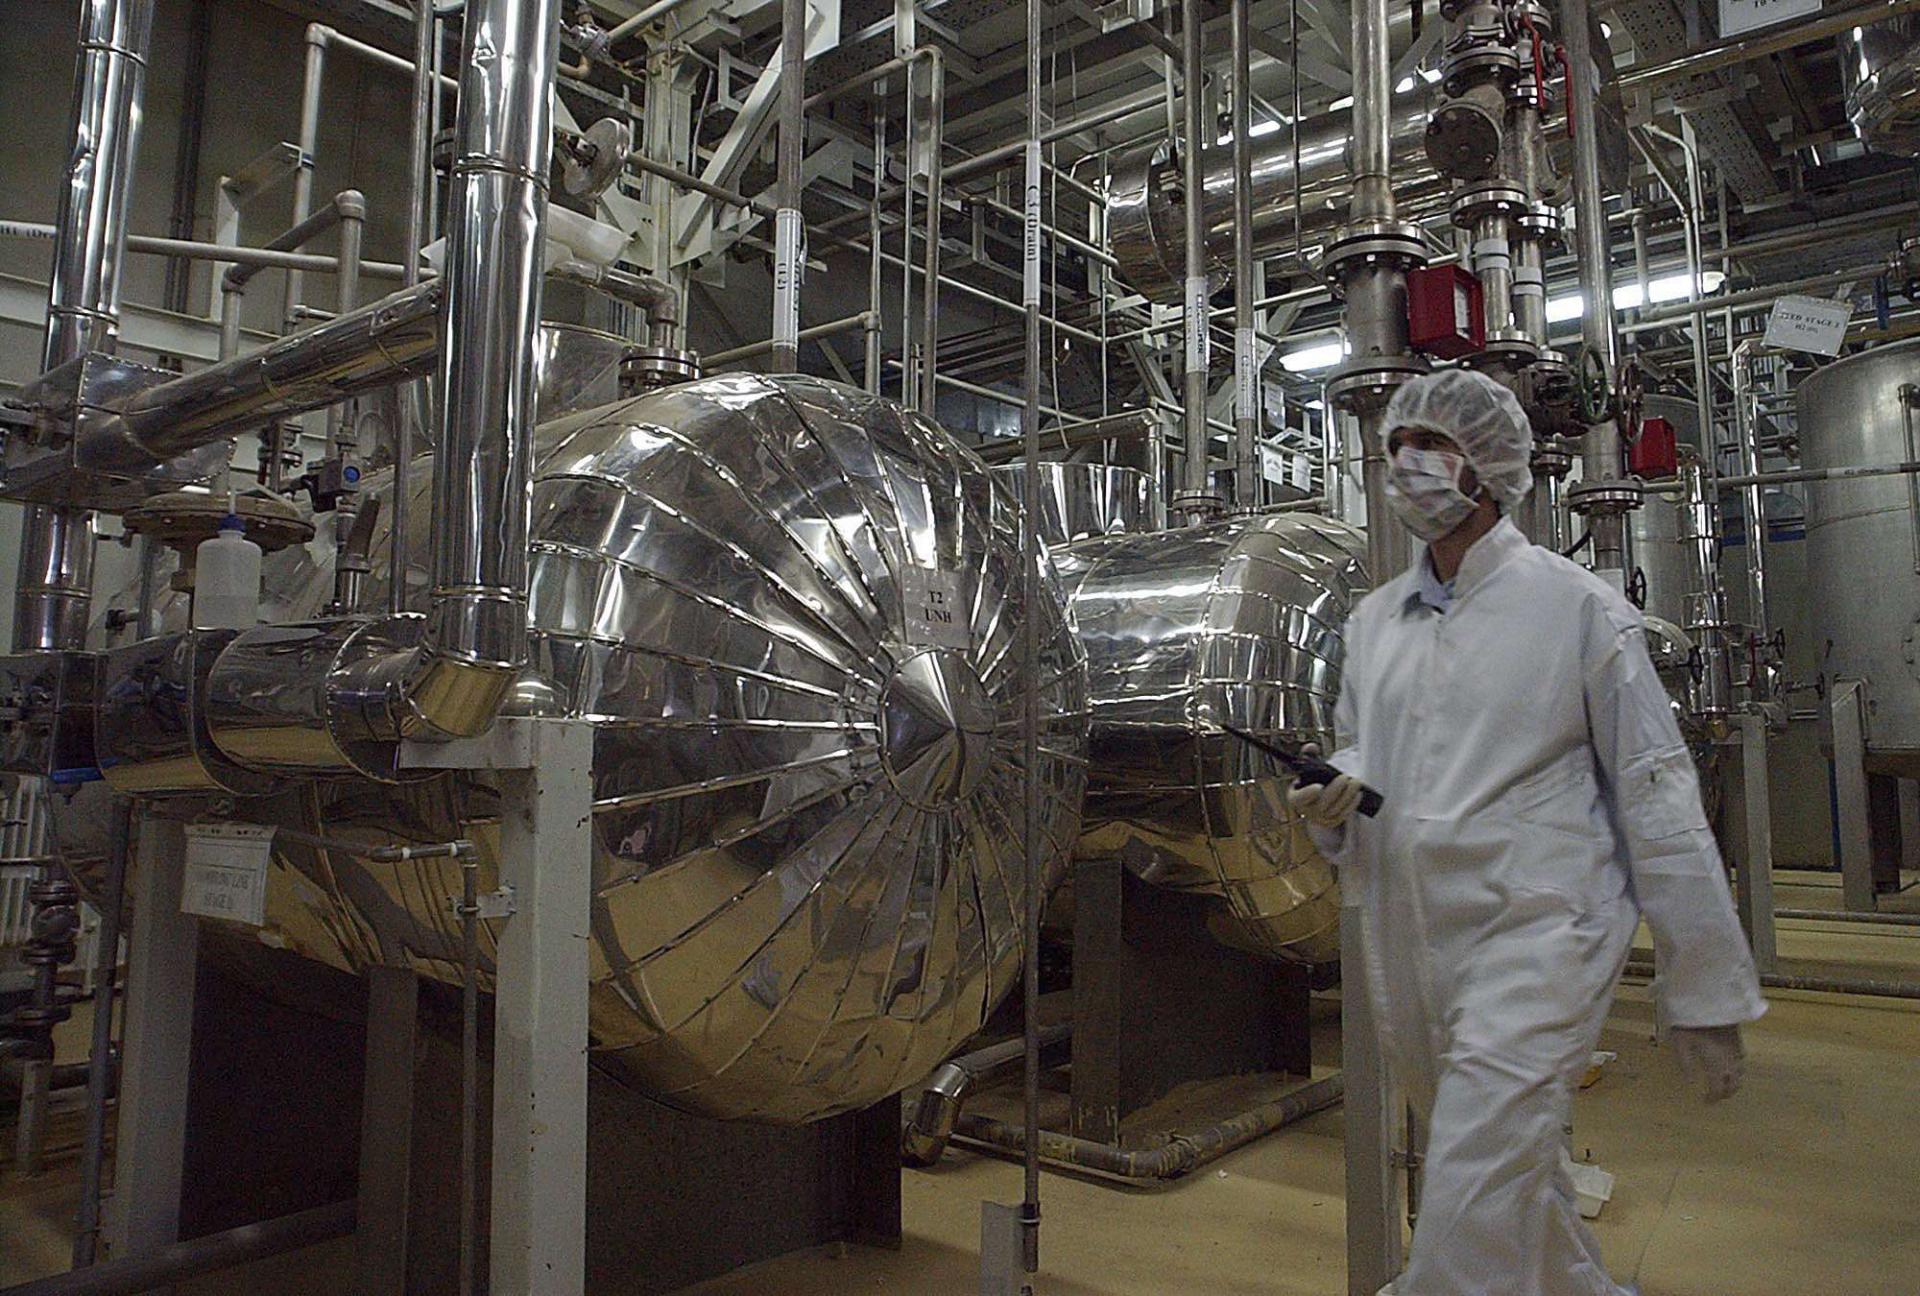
[1288,774,1363,828]
[1669,1024,1745,1102]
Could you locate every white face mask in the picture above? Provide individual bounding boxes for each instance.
[1385,446,1478,541]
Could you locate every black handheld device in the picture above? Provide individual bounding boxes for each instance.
[1221,724,1385,818]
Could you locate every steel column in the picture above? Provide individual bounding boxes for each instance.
[353,965,419,1296]
[1736,713,1779,973]
[106,816,197,1263]
[1831,681,1879,914]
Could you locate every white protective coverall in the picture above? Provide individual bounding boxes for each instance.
[1319,515,1766,1296]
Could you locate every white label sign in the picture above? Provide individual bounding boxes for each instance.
[1763,294,1852,357]
[901,566,970,651]
[182,823,274,926]
[1719,0,1821,37]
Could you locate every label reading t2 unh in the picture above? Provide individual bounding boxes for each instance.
[901,566,971,651]
[182,822,275,927]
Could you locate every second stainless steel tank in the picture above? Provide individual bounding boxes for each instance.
[1053,512,1369,964]
[1799,338,1920,772]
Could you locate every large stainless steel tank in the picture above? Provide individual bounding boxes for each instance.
[1053,512,1368,964]
[992,463,1163,547]
[1799,339,1920,773]
[81,374,1090,1123]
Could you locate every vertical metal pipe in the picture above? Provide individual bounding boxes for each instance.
[1732,341,1770,646]
[771,0,806,370]
[1230,0,1258,511]
[867,101,885,394]
[332,194,367,612]
[458,855,479,1296]
[394,0,434,613]
[1020,0,1045,1274]
[424,0,561,709]
[1177,0,1213,516]
[286,28,327,329]
[71,800,132,1267]
[918,52,944,414]
[18,0,154,653]
[1563,0,1614,382]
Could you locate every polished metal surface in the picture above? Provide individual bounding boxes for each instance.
[1107,95,1444,303]
[992,463,1162,547]
[1844,15,1920,154]
[532,322,631,420]
[1798,338,1920,771]
[1054,512,1369,963]
[86,375,1089,1124]
[17,0,154,652]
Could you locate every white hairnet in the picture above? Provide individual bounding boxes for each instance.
[1382,369,1534,507]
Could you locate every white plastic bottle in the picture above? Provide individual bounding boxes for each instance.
[193,514,262,631]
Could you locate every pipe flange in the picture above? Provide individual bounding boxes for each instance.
[620,347,702,394]
[1171,489,1227,519]
[1449,181,1531,227]
[1442,44,1522,95]
[560,118,634,201]
[1530,444,1575,478]
[1466,331,1542,364]
[1319,221,1429,287]
[1326,353,1429,415]
[1517,205,1565,241]
[1567,477,1645,516]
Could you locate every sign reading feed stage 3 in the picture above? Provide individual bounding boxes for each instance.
[1719,0,1821,37]
[1763,294,1852,357]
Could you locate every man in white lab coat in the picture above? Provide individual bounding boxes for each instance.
[1293,369,1766,1296]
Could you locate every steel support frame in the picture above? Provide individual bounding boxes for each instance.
[1342,910,1403,1296]
[401,717,595,1296]
[1736,712,1778,973]
[107,817,198,1262]
[1830,681,1879,914]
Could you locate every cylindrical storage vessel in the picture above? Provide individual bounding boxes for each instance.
[1799,340,1920,772]
[1053,512,1368,963]
[78,375,1090,1124]
[992,463,1163,548]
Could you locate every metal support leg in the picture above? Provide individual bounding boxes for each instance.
[14,1061,52,1178]
[108,816,198,1264]
[404,719,594,1296]
[354,964,419,1296]
[1342,911,1402,1296]
[1832,681,1878,914]
[1737,712,1778,973]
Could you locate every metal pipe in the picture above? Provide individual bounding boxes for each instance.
[706,311,873,365]
[1621,265,1880,332]
[69,801,131,1268]
[1020,0,1045,1271]
[1622,960,1920,1000]
[601,0,703,46]
[285,27,328,330]
[392,0,560,742]
[458,853,478,1296]
[3,1201,357,1296]
[222,189,363,293]
[1618,0,1920,91]
[952,1073,1346,1180]
[1717,460,1920,487]
[771,0,806,370]
[919,51,944,414]
[1731,339,1771,646]
[901,1024,1073,1167]
[1177,0,1214,518]
[867,105,885,393]
[396,0,435,615]
[0,221,403,276]
[1774,907,1920,927]
[548,258,679,346]
[1230,0,1258,511]
[17,0,153,653]
[91,279,442,466]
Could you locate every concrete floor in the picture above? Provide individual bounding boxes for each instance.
[4,872,1917,1294]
